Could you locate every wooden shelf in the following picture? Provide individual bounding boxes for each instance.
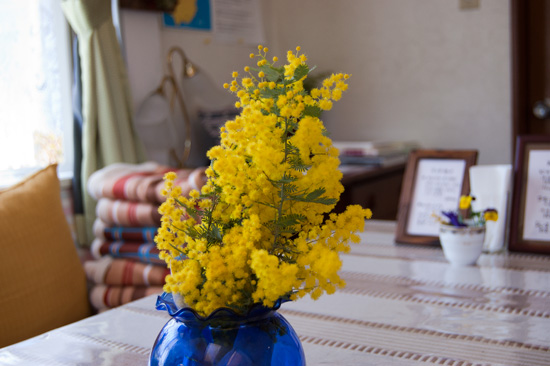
[334,163,406,220]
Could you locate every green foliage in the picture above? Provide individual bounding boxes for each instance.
[259,64,284,83]
[303,105,322,118]
[288,188,338,205]
[292,64,309,81]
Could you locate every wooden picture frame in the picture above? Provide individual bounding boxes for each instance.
[395,149,478,246]
[509,135,550,254]
[119,0,177,12]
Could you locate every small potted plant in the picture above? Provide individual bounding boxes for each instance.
[436,195,498,266]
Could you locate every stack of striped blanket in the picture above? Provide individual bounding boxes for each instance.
[84,162,207,312]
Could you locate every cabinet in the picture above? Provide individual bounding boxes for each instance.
[333,163,406,220]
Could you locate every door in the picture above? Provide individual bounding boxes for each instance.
[511,0,550,152]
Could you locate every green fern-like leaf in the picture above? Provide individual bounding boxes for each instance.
[271,173,298,186]
[175,198,200,221]
[259,65,284,82]
[278,213,307,227]
[303,105,322,118]
[285,143,311,171]
[304,188,324,201]
[195,222,223,245]
[289,188,338,205]
[281,182,299,195]
[259,87,283,99]
[288,154,311,172]
[185,225,200,240]
[293,64,309,81]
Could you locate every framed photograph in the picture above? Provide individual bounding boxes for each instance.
[509,135,550,254]
[395,149,478,245]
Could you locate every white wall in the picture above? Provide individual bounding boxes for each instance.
[121,0,512,165]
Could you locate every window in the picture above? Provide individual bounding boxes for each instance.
[0,0,73,187]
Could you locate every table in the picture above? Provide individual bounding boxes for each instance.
[1,221,549,365]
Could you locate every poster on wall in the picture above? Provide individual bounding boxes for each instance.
[162,0,212,30]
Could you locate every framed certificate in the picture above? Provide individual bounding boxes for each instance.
[395,150,478,245]
[509,135,550,254]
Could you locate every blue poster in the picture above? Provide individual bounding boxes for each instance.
[163,0,211,30]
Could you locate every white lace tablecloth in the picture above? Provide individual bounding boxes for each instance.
[1,221,549,366]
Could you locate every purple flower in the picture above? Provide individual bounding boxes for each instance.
[441,211,467,227]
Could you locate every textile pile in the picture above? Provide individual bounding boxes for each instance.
[84,162,207,311]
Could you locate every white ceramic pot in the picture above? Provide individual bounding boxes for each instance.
[439,224,486,266]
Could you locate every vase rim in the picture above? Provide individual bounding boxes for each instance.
[156,292,287,323]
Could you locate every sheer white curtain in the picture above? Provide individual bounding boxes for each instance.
[0,0,73,187]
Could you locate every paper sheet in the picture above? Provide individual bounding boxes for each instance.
[407,159,466,236]
[212,0,265,45]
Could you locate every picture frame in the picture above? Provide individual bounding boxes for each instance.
[395,149,478,246]
[119,0,177,12]
[509,135,550,254]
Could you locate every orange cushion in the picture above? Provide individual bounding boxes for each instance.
[0,165,91,347]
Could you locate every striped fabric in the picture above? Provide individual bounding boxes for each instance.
[93,219,158,242]
[91,239,164,265]
[89,284,163,312]
[95,198,161,227]
[82,162,208,313]
[84,257,168,287]
[87,162,207,204]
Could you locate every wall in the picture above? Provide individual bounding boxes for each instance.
[121,0,511,165]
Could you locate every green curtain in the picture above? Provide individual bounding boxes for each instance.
[61,0,146,245]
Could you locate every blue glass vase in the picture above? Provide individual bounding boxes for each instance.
[149,292,306,366]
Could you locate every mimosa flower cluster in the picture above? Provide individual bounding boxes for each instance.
[155,46,372,316]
